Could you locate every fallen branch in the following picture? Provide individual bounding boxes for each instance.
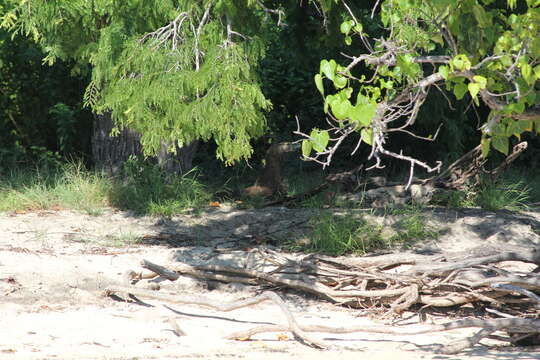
[105,286,326,348]
[109,242,540,353]
[227,316,540,354]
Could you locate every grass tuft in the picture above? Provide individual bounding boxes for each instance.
[0,159,212,216]
[432,174,532,212]
[475,180,530,212]
[0,162,109,214]
[298,206,439,256]
[108,159,212,216]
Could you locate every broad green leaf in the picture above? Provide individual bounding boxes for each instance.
[492,122,507,136]
[330,98,353,120]
[351,103,377,127]
[311,130,330,153]
[397,54,421,78]
[380,78,394,89]
[472,75,487,89]
[333,75,347,89]
[468,82,480,98]
[508,120,533,137]
[491,136,509,155]
[451,54,471,71]
[505,102,525,114]
[345,36,352,46]
[340,21,353,35]
[356,93,370,105]
[453,83,468,99]
[342,87,353,99]
[354,23,363,33]
[432,34,444,45]
[314,74,324,95]
[361,128,373,146]
[507,120,522,139]
[534,65,540,79]
[500,55,512,67]
[521,63,534,85]
[438,65,449,80]
[524,92,537,106]
[481,137,491,158]
[301,140,312,157]
[320,60,337,81]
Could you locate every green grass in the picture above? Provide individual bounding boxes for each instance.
[108,162,212,216]
[475,179,530,211]
[388,205,440,244]
[104,231,143,247]
[432,172,533,211]
[0,160,212,216]
[296,206,439,256]
[0,162,109,214]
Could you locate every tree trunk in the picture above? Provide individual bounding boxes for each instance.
[91,112,197,176]
[157,140,199,176]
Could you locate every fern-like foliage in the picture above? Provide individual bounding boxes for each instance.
[5,0,274,163]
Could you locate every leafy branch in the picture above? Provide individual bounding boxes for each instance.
[301,0,540,185]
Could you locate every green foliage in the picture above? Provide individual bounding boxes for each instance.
[309,0,540,166]
[5,0,273,164]
[109,158,211,216]
[0,161,109,214]
[304,213,384,255]
[387,206,440,243]
[432,173,534,211]
[299,207,439,256]
[0,157,212,216]
[431,189,477,209]
[475,179,531,211]
[0,24,92,161]
[49,103,77,154]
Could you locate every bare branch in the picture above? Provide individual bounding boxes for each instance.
[255,0,285,26]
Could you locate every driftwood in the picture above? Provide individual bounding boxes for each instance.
[424,141,528,189]
[107,245,540,353]
[105,286,326,348]
[105,284,539,354]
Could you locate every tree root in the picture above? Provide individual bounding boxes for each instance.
[227,318,540,354]
[104,285,326,349]
[106,244,540,353]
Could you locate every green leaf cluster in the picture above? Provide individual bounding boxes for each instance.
[4,0,273,164]
[312,0,540,162]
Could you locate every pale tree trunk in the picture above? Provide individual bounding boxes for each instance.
[91,112,197,175]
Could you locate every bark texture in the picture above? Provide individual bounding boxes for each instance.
[91,112,197,175]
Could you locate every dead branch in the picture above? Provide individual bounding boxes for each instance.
[140,259,179,281]
[227,317,540,354]
[105,286,326,348]
[142,259,258,286]
[111,243,540,354]
[407,247,540,276]
[423,141,528,189]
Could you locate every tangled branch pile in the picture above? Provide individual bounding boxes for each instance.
[105,244,540,353]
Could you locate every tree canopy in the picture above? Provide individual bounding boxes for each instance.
[302,0,540,183]
[1,0,538,174]
[3,0,278,164]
